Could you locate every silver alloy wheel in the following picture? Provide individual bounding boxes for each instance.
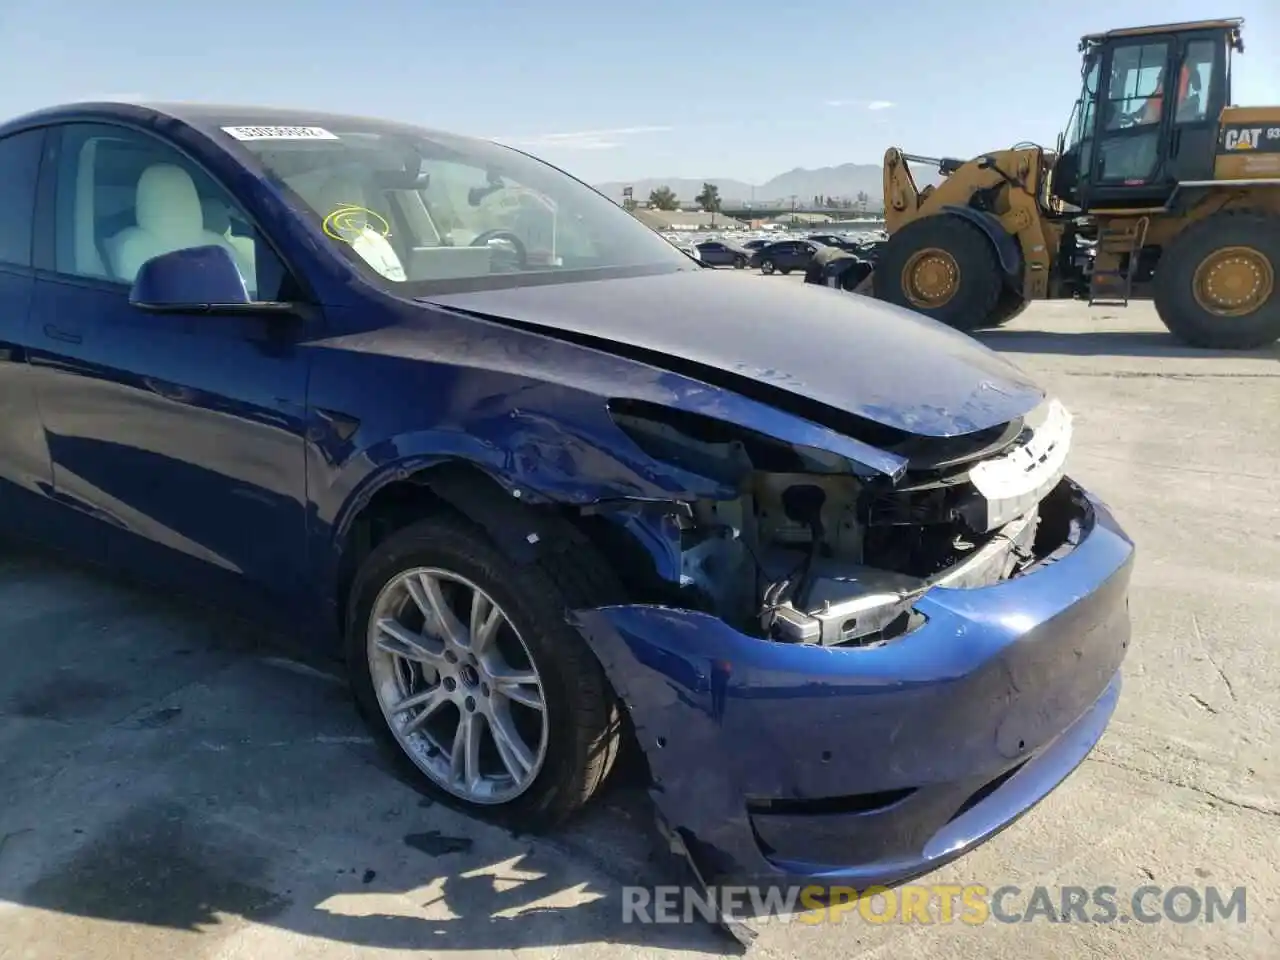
[367,567,548,804]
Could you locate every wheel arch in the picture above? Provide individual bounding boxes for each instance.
[330,455,688,648]
[334,459,568,636]
[939,205,1023,284]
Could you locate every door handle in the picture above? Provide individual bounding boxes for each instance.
[43,324,83,344]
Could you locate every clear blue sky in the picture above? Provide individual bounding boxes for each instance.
[2,0,1276,184]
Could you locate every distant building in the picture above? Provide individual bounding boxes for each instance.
[770,212,834,225]
[632,209,748,232]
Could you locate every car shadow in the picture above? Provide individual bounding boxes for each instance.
[12,793,732,956]
[974,327,1280,360]
[0,542,746,956]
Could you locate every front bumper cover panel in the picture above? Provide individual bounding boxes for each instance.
[569,490,1134,888]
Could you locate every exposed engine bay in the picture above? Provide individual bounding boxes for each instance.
[607,396,1083,647]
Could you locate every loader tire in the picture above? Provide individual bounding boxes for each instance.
[984,287,1029,329]
[1153,210,1280,350]
[874,215,1003,332]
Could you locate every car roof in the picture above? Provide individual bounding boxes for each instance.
[0,99,476,145]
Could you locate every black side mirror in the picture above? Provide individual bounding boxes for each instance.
[129,245,295,316]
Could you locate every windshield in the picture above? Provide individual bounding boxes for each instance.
[218,120,690,292]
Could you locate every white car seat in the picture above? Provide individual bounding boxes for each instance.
[200,198,258,295]
[108,164,243,284]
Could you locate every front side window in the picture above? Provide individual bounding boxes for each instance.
[1065,56,1101,152]
[50,123,288,299]
[216,120,690,292]
[0,129,44,268]
[1096,41,1173,183]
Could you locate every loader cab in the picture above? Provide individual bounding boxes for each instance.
[1051,18,1240,211]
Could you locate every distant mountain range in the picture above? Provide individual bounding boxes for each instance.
[594,162,941,208]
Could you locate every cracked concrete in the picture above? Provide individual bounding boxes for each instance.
[0,292,1277,959]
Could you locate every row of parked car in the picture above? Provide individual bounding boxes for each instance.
[687,233,885,275]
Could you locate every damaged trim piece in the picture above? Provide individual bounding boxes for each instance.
[968,398,1072,531]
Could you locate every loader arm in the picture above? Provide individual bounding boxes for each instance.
[878,146,1060,303]
[883,147,926,234]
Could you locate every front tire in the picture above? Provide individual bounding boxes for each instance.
[761,259,775,275]
[874,215,1003,331]
[346,511,623,828]
[1153,209,1280,349]
[982,286,1029,329]
[734,255,746,269]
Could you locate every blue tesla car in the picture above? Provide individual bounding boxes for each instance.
[0,101,1133,896]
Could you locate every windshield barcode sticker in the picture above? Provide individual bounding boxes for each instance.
[221,125,339,141]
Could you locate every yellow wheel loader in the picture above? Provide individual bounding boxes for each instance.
[865,18,1280,349]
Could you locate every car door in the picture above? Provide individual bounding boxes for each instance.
[1087,37,1175,205]
[0,127,59,542]
[26,121,312,620]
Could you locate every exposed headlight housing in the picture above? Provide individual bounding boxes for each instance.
[968,398,1072,532]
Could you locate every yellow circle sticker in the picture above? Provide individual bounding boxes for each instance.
[322,204,392,242]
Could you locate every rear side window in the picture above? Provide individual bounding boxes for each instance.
[0,129,44,267]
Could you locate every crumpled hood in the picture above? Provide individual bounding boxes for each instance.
[425,268,1044,438]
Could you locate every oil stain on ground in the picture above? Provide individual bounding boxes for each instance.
[12,676,122,723]
[19,801,289,934]
[130,706,184,729]
[404,831,473,857]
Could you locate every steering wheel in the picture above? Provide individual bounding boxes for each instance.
[469,229,527,271]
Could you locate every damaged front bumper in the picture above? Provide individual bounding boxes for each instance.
[570,484,1133,891]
